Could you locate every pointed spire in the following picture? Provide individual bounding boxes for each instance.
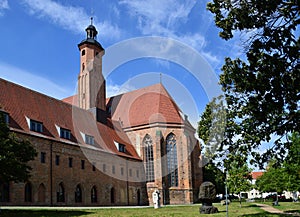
[78,18,104,51]
[90,17,93,25]
[86,17,98,39]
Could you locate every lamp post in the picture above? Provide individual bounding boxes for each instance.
[225,169,229,217]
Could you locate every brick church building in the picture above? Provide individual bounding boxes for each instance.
[0,20,202,206]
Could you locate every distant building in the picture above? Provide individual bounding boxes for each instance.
[0,20,202,206]
[247,171,264,199]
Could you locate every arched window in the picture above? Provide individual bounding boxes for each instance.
[75,184,82,203]
[24,182,32,202]
[0,182,9,202]
[57,182,65,202]
[91,186,97,203]
[143,134,155,182]
[110,187,115,204]
[38,183,46,203]
[166,133,178,187]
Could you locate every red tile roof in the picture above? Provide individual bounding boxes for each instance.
[0,78,140,160]
[251,171,264,180]
[107,83,185,128]
[63,83,194,129]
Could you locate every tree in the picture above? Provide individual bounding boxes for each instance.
[256,132,300,201]
[0,114,37,182]
[255,163,287,201]
[203,162,226,195]
[226,161,252,207]
[207,0,300,166]
[283,131,300,192]
[198,96,227,194]
[198,96,227,161]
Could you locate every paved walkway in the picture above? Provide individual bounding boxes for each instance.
[256,203,300,216]
[256,203,284,214]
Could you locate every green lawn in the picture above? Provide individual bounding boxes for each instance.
[0,202,299,217]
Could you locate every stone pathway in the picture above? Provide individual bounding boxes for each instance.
[256,203,284,214]
[256,203,300,216]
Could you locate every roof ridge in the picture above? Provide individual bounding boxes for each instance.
[0,78,83,111]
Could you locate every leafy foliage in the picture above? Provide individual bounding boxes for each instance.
[256,163,286,194]
[226,161,252,195]
[256,132,300,193]
[284,132,300,191]
[198,96,227,161]
[203,162,226,194]
[207,0,300,167]
[0,114,37,182]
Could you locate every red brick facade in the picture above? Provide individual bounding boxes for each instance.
[0,21,203,206]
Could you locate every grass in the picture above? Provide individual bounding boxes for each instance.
[0,202,299,217]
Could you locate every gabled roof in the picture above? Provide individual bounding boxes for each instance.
[107,83,185,128]
[251,171,264,180]
[63,83,195,130]
[0,78,140,160]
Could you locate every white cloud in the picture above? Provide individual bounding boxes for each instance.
[118,0,214,66]
[106,82,136,98]
[0,62,73,99]
[119,0,196,35]
[21,0,121,39]
[0,0,9,16]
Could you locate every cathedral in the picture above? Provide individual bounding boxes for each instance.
[0,21,202,206]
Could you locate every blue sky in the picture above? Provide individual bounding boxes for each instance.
[0,0,244,127]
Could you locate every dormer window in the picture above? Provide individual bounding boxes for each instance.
[118,144,126,153]
[1,112,9,124]
[85,134,94,145]
[60,128,71,140]
[30,120,43,132]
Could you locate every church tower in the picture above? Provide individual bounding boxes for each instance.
[77,18,106,112]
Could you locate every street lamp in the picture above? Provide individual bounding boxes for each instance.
[225,169,229,217]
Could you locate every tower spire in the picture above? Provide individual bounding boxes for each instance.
[77,19,105,114]
[90,16,93,25]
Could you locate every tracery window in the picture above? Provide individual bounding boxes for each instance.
[166,133,178,187]
[143,134,154,182]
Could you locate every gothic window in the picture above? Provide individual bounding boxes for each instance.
[24,182,32,202]
[143,134,154,182]
[57,182,65,202]
[166,133,178,187]
[75,184,82,203]
[91,186,97,203]
[0,181,9,202]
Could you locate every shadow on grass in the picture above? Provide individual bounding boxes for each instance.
[0,209,93,217]
[283,210,300,216]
